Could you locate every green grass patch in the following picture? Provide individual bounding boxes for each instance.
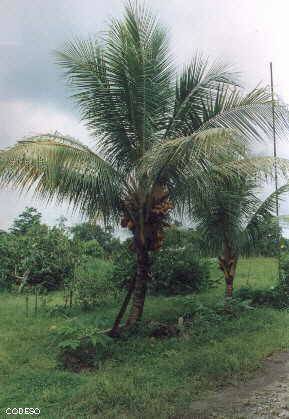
[1,257,288,418]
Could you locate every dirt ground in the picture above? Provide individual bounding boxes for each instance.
[182,352,289,418]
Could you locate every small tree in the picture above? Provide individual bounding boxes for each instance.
[20,225,78,290]
[192,173,289,297]
[0,232,18,290]
[71,222,119,255]
[9,207,41,235]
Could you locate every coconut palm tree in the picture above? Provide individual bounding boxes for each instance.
[190,168,289,297]
[1,2,289,332]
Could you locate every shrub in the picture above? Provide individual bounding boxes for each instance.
[113,240,213,296]
[0,233,17,290]
[22,226,78,290]
[51,323,113,371]
[151,246,212,295]
[0,209,80,291]
[178,296,253,324]
[82,239,104,258]
[113,240,135,288]
[74,257,117,309]
[279,254,289,296]
[46,304,75,318]
[234,286,286,308]
[71,223,122,255]
[2,225,79,291]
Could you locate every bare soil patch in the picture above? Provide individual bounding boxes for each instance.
[179,352,289,418]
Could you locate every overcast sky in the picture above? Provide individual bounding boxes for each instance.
[1,0,289,229]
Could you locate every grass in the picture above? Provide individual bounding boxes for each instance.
[1,257,288,418]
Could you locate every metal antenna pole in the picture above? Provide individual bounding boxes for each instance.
[270,62,279,216]
[270,62,280,279]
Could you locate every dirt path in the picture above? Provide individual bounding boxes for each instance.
[183,352,289,418]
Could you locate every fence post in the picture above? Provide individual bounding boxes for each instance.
[34,288,38,316]
[69,289,73,308]
[64,287,68,308]
[25,294,29,318]
[41,293,47,309]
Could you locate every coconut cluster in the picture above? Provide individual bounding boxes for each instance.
[121,196,173,251]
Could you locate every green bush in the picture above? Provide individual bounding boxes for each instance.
[21,225,78,290]
[74,257,117,309]
[178,296,253,324]
[279,253,289,295]
[82,239,104,258]
[71,222,122,255]
[113,240,135,288]
[113,240,213,296]
[234,285,286,308]
[0,233,18,290]
[51,323,113,371]
[151,246,211,295]
[0,208,80,291]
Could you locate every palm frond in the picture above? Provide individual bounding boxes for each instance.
[245,182,289,231]
[198,85,289,143]
[142,127,245,188]
[165,55,239,138]
[0,134,123,223]
[222,156,289,181]
[55,2,174,168]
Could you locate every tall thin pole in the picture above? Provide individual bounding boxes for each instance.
[270,62,279,216]
[270,62,280,279]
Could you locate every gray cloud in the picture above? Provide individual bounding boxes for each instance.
[1,0,289,229]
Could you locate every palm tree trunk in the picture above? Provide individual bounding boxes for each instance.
[108,275,136,337]
[219,241,238,297]
[125,247,150,328]
[225,267,235,297]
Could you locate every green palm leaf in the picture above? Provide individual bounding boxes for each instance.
[0,134,123,222]
[198,85,289,142]
[55,2,174,168]
[166,55,239,137]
